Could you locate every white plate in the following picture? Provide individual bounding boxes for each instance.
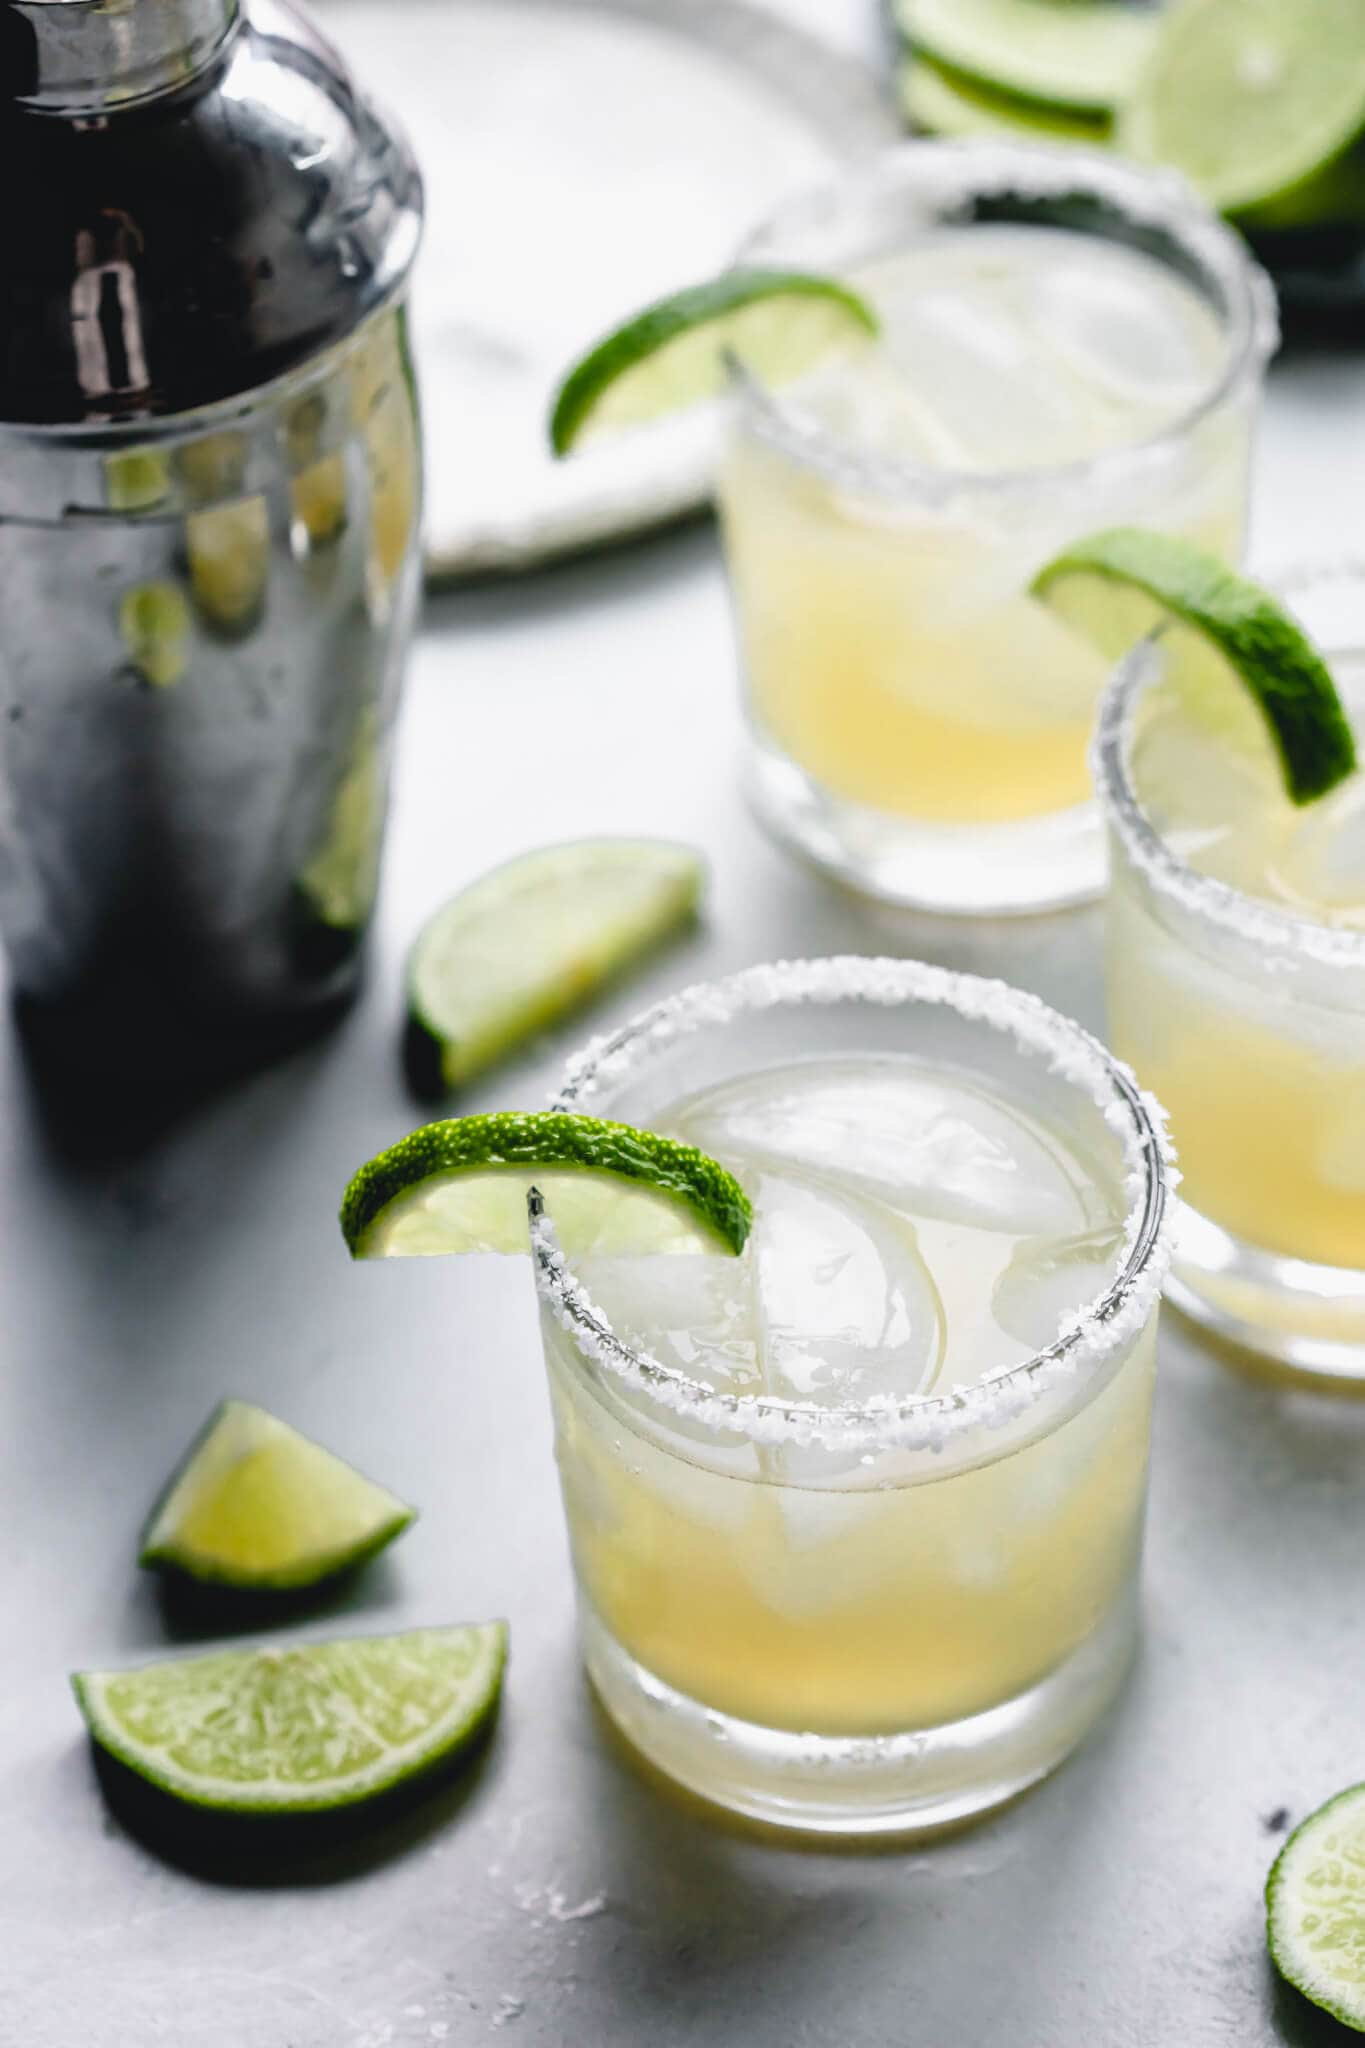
[317,0,896,577]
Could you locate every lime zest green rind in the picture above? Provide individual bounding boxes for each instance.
[1032,527,1358,804]
[899,52,1111,146]
[406,838,706,1094]
[72,1623,508,1815]
[137,1398,416,1593]
[548,268,879,456]
[340,1111,754,1258]
[1267,1781,1365,2032]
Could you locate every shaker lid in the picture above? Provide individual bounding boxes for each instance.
[0,0,422,427]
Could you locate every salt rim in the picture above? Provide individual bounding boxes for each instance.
[529,956,1175,1455]
[1093,564,1365,972]
[726,137,1278,508]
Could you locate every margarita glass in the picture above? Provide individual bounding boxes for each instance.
[531,957,1172,1834]
[1096,567,1365,1382]
[717,142,1275,914]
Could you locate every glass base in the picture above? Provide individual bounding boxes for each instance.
[579,1584,1138,1838]
[746,738,1105,916]
[1167,1202,1365,1386]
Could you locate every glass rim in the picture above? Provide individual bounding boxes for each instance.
[531,956,1175,1455]
[727,138,1278,505]
[1093,568,1365,970]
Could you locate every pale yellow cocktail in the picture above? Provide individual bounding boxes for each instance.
[719,144,1274,912]
[1096,597,1365,1375]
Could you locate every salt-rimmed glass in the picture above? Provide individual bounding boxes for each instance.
[530,956,1173,1835]
[717,140,1276,915]
[1095,562,1365,1383]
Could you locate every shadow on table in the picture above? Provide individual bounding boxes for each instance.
[86,1707,504,1890]
[10,977,360,1166]
[1270,1962,1356,2045]
[144,1552,407,1645]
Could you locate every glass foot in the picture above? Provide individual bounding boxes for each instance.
[1168,1202,1365,1386]
[746,738,1105,917]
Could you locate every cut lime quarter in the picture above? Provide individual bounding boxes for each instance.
[406,839,704,1096]
[341,1111,753,1260]
[894,0,1153,114]
[1032,528,1358,804]
[73,1624,507,1815]
[140,1400,415,1592]
[1268,1782,1365,2031]
[1120,0,1365,215]
[549,270,877,455]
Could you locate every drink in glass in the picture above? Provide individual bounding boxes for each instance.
[1095,567,1365,1379]
[718,143,1275,913]
[532,957,1172,1832]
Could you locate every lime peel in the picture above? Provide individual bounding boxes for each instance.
[549,269,878,456]
[73,1623,507,1815]
[139,1399,415,1592]
[341,1110,754,1259]
[900,53,1111,146]
[1032,527,1358,804]
[1268,1781,1365,2032]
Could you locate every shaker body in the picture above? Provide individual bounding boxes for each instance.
[0,0,423,1054]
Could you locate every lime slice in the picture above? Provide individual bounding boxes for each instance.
[139,1400,415,1592]
[1032,528,1358,804]
[1119,0,1365,215]
[895,0,1153,114]
[72,1623,506,1814]
[549,269,877,455]
[341,1111,753,1259]
[899,54,1111,146]
[1268,1782,1365,2030]
[406,838,704,1095]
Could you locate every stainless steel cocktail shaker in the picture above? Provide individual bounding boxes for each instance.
[0,0,423,1072]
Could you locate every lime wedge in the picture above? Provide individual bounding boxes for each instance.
[406,838,704,1096]
[549,270,877,456]
[1268,1782,1365,2031]
[900,54,1111,146]
[341,1111,753,1259]
[1120,0,1365,215]
[1032,528,1358,804]
[139,1400,415,1592]
[894,0,1153,114]
[73,1624,506,1814]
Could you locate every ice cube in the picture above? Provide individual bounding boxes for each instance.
[575,1252,760,1393]
[991,1225,1125,1353]
[1270,773,1365,926]
[675,1060,1096,1239]
[877,277,1095,471]
[753,1171,943,1407]
[1025,247,1222,425]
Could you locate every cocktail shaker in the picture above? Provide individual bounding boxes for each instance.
[0,0,423,1074]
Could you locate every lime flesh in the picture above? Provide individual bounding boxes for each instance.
[341,1112,753,1260]
[895,0,1153,114]
[1120,0,1365,214]
[549,270,877,454]
[1033,527,1357,804]
[1268,1782,1365,2031]
[406,839,704,1096]
[140,1400,415,1592]
[73,1624,507,1814]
